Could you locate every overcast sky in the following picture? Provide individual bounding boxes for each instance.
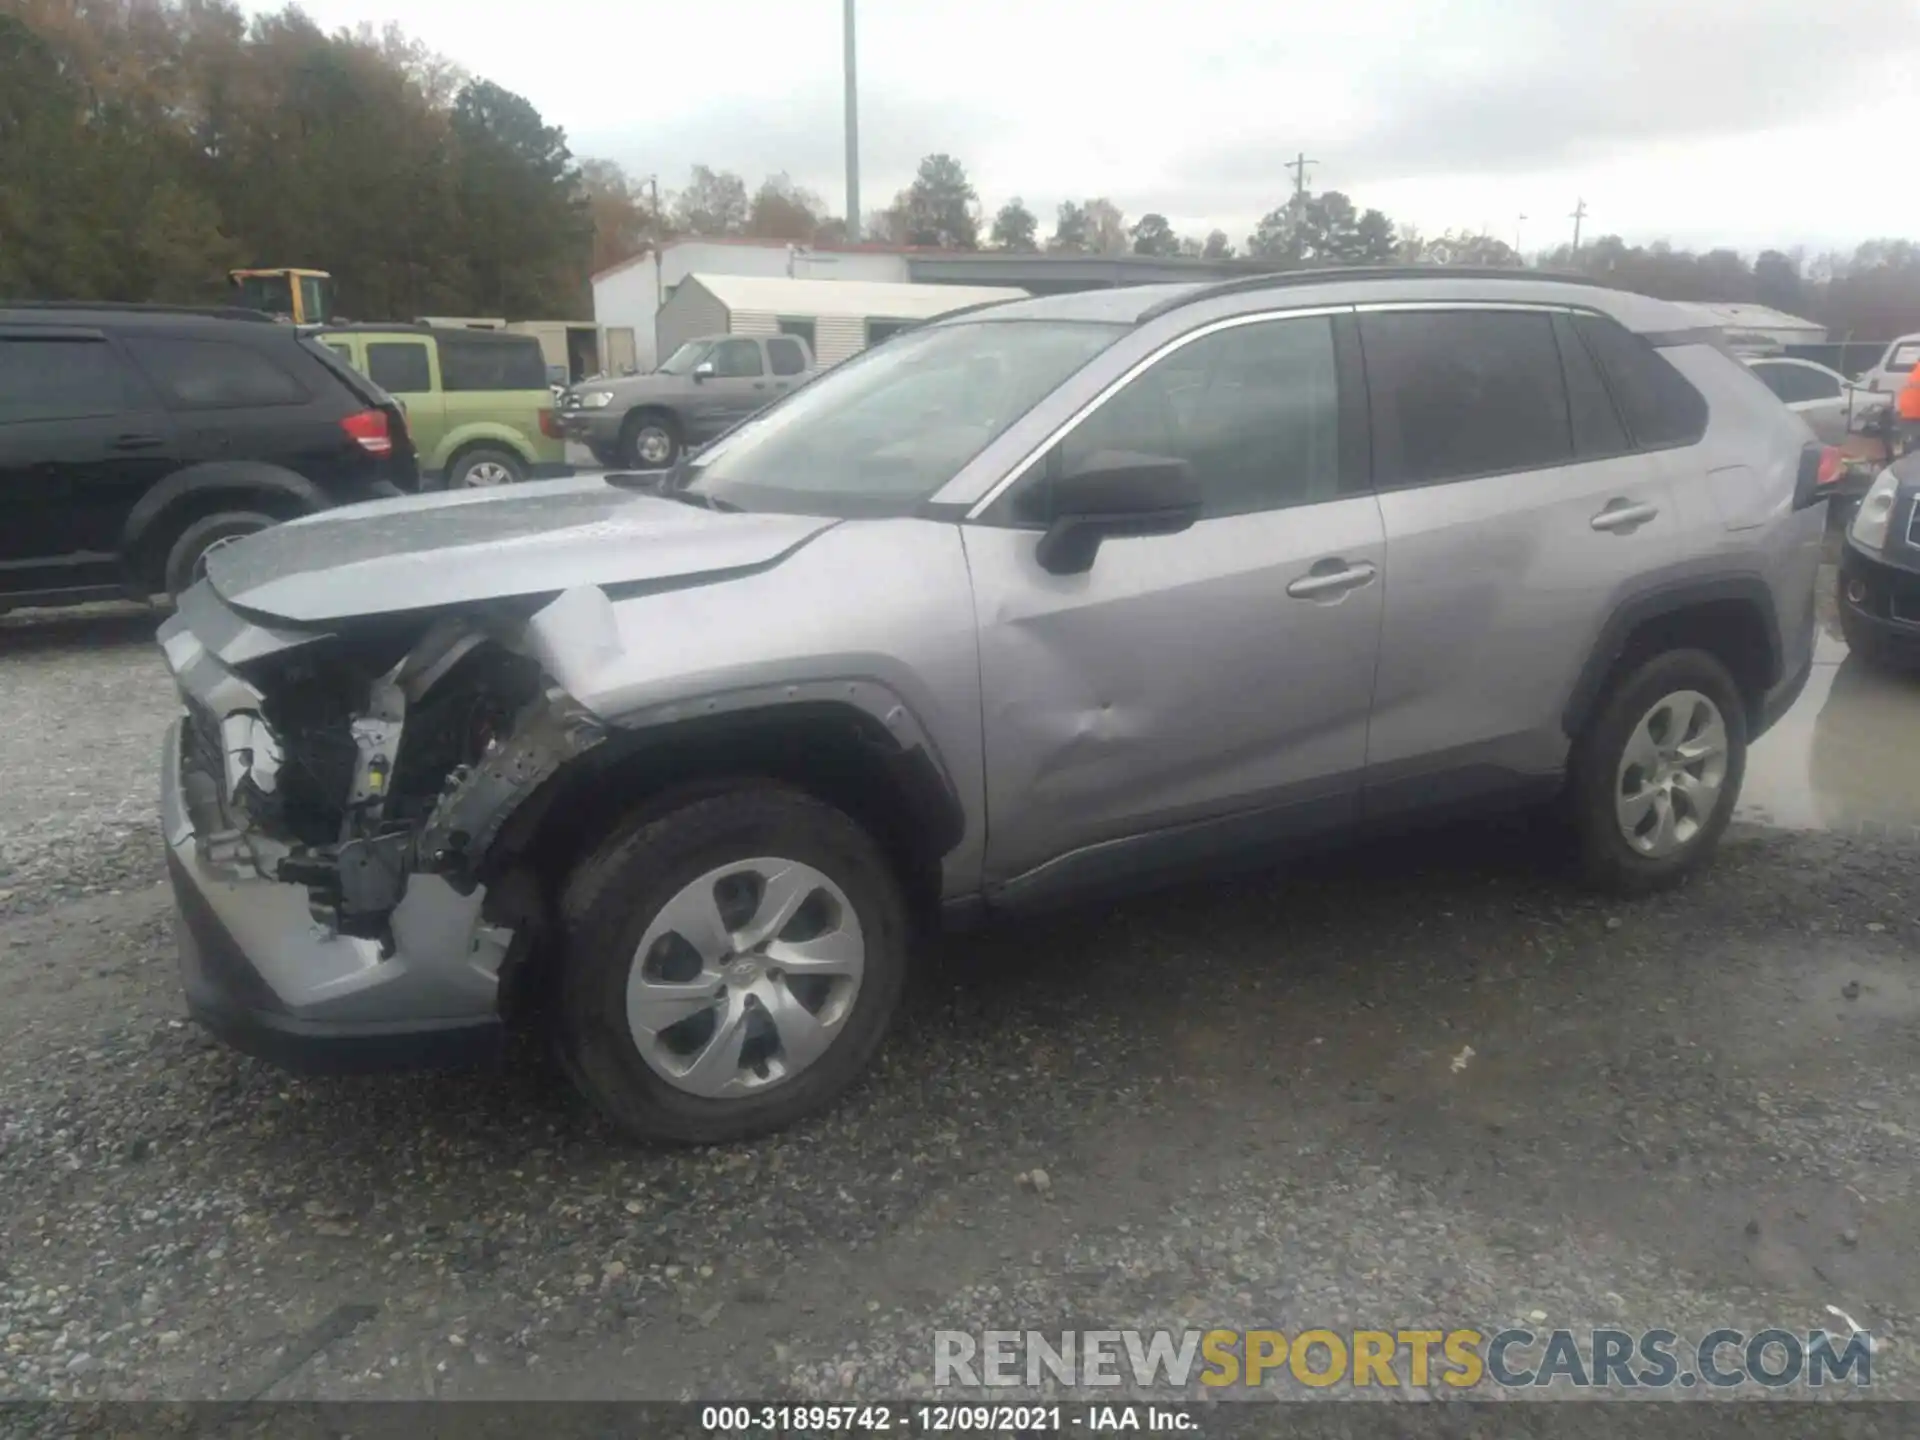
[269,0,1918,256]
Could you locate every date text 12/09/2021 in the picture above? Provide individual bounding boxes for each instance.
[700,1404,1192,1432]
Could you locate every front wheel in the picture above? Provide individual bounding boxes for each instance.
[620,412,680,470]
[1568,648,1748,894]
[557,784,909,1144]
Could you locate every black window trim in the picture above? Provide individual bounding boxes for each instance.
[975,303,1354,527]
[1353,301,1581,493]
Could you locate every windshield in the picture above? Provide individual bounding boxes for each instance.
[659,340,717,376]
[679,319,1124,516]
[234,274,294,318]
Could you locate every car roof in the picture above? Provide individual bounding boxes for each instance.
[0,301,284,330]
[316,323,537,344]
[939,267,1704,337]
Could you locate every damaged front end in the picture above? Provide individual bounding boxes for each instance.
[164,587,606,942]
[158,583,606,1065]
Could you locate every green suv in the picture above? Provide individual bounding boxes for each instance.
[315,325,567,488]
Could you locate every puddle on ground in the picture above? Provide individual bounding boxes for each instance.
[1739,622,1920,834]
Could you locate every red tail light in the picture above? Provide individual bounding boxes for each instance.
[340,409,393,457]
[538,407,560,439]
[1816,446,1844,489]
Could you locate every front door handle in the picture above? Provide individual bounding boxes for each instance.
[1591,499,1660,533]
[1286,559,1377,600]
[112,433,164,451]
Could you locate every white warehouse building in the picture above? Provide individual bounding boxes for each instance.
[592,239,911,372]
[654,273,1030,369]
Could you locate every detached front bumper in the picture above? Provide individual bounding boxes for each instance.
[162,720,508,1075]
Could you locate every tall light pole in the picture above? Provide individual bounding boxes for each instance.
[843,0,860,241]
[1515,213,1526,258]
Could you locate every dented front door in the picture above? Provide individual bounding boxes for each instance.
[964,500,1385,891]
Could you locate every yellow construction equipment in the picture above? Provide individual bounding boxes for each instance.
[228,268,336,325]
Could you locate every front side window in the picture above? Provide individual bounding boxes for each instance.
[366,341,432,394]
[1051,315,1341,518]
[124,337,309,409]
[680,319,1123,517]
[659,340,715,376]
[711,339,764,378]
[1361,310,1572,486]
[0,338,130,423]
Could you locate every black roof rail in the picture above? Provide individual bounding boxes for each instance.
[1134,264,1613,323]
[0,298,279,323]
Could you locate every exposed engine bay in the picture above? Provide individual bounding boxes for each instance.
[166,592,606,947]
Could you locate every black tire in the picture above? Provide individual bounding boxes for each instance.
[447,445,527,489]
[162,510,276,600]
[619,410,680,470]
[556,783,909,1145]
[587,442,622,469]
[1567,648,1748,895]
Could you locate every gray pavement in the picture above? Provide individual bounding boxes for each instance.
[1,538,1916,1403]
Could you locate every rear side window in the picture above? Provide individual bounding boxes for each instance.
[1888,342,1920,372]
[1572,314,1708,449]
[1552,312,1631,460]
[767,337,808,376]
[0,337,128,423]
[124,336,309,409]
[1360,310,1572,486]
[1751,363,1840,403]
[367,341,432,394]
[436,336,548,391]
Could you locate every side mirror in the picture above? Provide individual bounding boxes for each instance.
[692,360,715,382]
[1033,451,1202,575]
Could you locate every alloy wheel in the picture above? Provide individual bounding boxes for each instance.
[636,427,674,467]
[463,460,514,487]
[625,858,865,1097]
[1614,689,1729,857]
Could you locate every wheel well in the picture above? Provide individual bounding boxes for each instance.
[1605,599,1776,727]
[482,704,961,1009]
[133,489,310,588]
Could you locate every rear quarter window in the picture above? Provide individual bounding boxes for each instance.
[124,336,310,410]
[1572,314,1708,449]
[436,336,547,392]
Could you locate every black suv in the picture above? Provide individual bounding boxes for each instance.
[0,302,418,608]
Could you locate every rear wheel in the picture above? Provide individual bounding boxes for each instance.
[1568,648,1748,894]
[557,784,909,1144]
[448,446,526,489]
[162,510,276,600]
[620,411,679,470]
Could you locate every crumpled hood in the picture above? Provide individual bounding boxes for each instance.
[205,475,838,625]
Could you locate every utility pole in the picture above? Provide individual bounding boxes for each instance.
[843,0,860,242]
[1570,198,1587,252]
[643,174,663,310]
[1286,151,1317,204]
[1515,213,1527,255]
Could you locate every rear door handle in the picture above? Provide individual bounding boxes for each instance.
[1286,559,1377,600]
[112,433,164,451]
[1591,499,1660,532]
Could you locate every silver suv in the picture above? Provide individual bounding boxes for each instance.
[157,269,1829,1143]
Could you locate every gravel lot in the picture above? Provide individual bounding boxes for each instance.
[0,600,1916,1405]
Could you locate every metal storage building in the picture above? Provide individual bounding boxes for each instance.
[654,274,1029,368]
